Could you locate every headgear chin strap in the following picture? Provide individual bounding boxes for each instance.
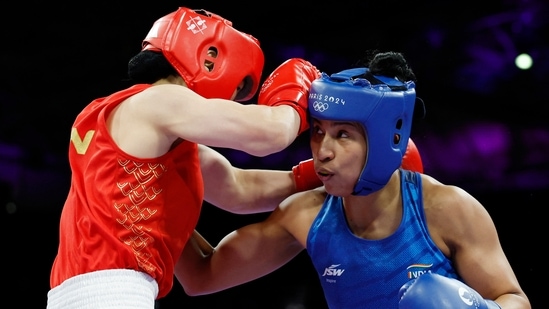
[308,68,416,195]
[142,7,264,101]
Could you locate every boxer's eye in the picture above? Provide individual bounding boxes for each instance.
[204,48,218,72]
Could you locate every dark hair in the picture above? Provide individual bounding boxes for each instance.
[360,51,417,83]
[127,50,178,84]
[360,50,425,119]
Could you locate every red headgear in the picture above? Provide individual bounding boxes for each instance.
[142,7,264,101]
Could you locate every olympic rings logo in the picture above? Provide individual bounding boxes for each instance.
[313,101,329,113]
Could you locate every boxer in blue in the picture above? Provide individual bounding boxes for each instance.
[177,51,531,309]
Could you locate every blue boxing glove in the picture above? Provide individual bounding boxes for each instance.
[398,273,501,309]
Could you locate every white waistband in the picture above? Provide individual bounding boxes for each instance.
[47,269,159,309]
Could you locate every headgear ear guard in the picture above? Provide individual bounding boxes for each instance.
[142,7,264,101]
[308,68,416,195]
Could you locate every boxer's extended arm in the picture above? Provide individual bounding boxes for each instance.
[199,145,324,214]
[177,212,302,296]
[138,84,302,157]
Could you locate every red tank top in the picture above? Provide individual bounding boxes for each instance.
[50,84,203,298]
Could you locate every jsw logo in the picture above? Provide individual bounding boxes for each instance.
[322,264,345,277]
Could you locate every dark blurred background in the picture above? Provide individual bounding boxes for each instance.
[1,1,546,308]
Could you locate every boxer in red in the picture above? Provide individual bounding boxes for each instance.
[47,7,322,308]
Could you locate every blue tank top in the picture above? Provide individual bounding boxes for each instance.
[306,169,458,308]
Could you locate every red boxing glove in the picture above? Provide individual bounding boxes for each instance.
[401,138,423,173]
[293,158,322,192]
[258,58,321,135]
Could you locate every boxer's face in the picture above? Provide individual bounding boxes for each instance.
[310,118,366,196]
[231,80,245,101]
[204,48,217,72]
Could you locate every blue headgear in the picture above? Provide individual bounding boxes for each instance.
[308,68,416,195]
